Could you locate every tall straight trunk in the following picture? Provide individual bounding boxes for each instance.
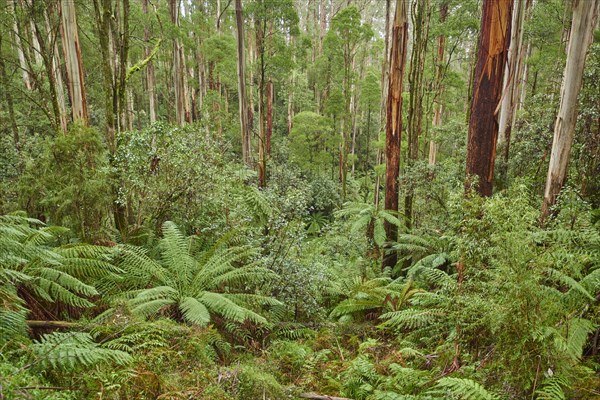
[374,0,392,210]
[170,0,191,125]
[24,0,43,66]
[405,0,431,229]
[235,0,251,166]
[31,14,62,133]
[44,6,68,133]
[541,0,599,222]
[383,0,408,270]
[60,0,88,125]
[266,78,273,155]
[0,33,20,152]
[428,2,448,166]
[319,0,327,54]
[266,21,274,156]
[10,0,32,91]
[465,0,513,197]
[497,0,527,180]
[256,13,267,187]
[248,28,255,130]
[143,0,157,123]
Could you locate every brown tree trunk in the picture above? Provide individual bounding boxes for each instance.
[374,0,392,210]
[266,78,273,155]
[257,15,266,188]
[383,0,409,270]
[235,0,251,166]
[428,2,448,167]
[405,0,431,229]
[59,0,88,125]
[541,0,599,223]
[465,0,513,197]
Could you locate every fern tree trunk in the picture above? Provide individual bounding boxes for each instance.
[383,0,409,270]
[465,0,513,197]
[541,0,599,223]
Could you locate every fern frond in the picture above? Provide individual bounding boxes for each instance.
[433,377,498,400]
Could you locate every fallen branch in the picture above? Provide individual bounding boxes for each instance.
[26,320,77,329]
[299,393,354,400]
[17,386,80,391]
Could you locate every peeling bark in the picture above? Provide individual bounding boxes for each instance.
[383,0,408,270]
[465,0,513,197]
[541,0,599,222]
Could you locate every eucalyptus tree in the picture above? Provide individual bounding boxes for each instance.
[465,0,513,197]
[541,0,599,222]
[383,0,409,270]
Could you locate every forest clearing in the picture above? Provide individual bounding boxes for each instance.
[1,0,600,398]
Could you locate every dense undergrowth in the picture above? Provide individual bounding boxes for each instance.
[1,144,599,398]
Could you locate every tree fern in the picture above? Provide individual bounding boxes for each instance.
[119,221,281,326]
[31,331,132,371]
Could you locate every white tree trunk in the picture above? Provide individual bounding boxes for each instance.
[541,0,599,221]
[60,0,88,125]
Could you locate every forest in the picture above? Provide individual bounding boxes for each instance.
[0,0,599,398]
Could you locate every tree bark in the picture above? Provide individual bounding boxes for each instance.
[465,0,513,197]
[405,0,431,229]
[10,0,32,91]
[374,0,392,210]
[143,0,157,124]
[383,0,408,270]
[59,0,88,125]
[428,2,448,167]
[541,0,599,222]
[497,0,527,181]
[170,0,191,125]
[235,0,251,166]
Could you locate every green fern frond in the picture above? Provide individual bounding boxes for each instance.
[433,377,498,400]
[32,332,132,371]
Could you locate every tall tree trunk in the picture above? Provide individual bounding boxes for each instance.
[496,0,527,182]
[143,0,157,124]
[374,0,392,210]
[383,0,409,270]
[235,0,251,166]
[266,78,273,155]
[256,14,267,188]
[428,2,448,167]
[170,0,191,125]
[541,0,599,223]
[44,6,68,133]
[465,0,513,197]
[405,0,431,229]
[11,0,32,91]
[0,33,20,152]
[60,0,88,125]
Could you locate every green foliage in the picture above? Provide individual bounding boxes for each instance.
[116,221,280,326]
[31,331,132,371]
[18,125,111,239]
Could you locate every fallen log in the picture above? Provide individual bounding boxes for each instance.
[299,393,354,400]
[26,320,77,329]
